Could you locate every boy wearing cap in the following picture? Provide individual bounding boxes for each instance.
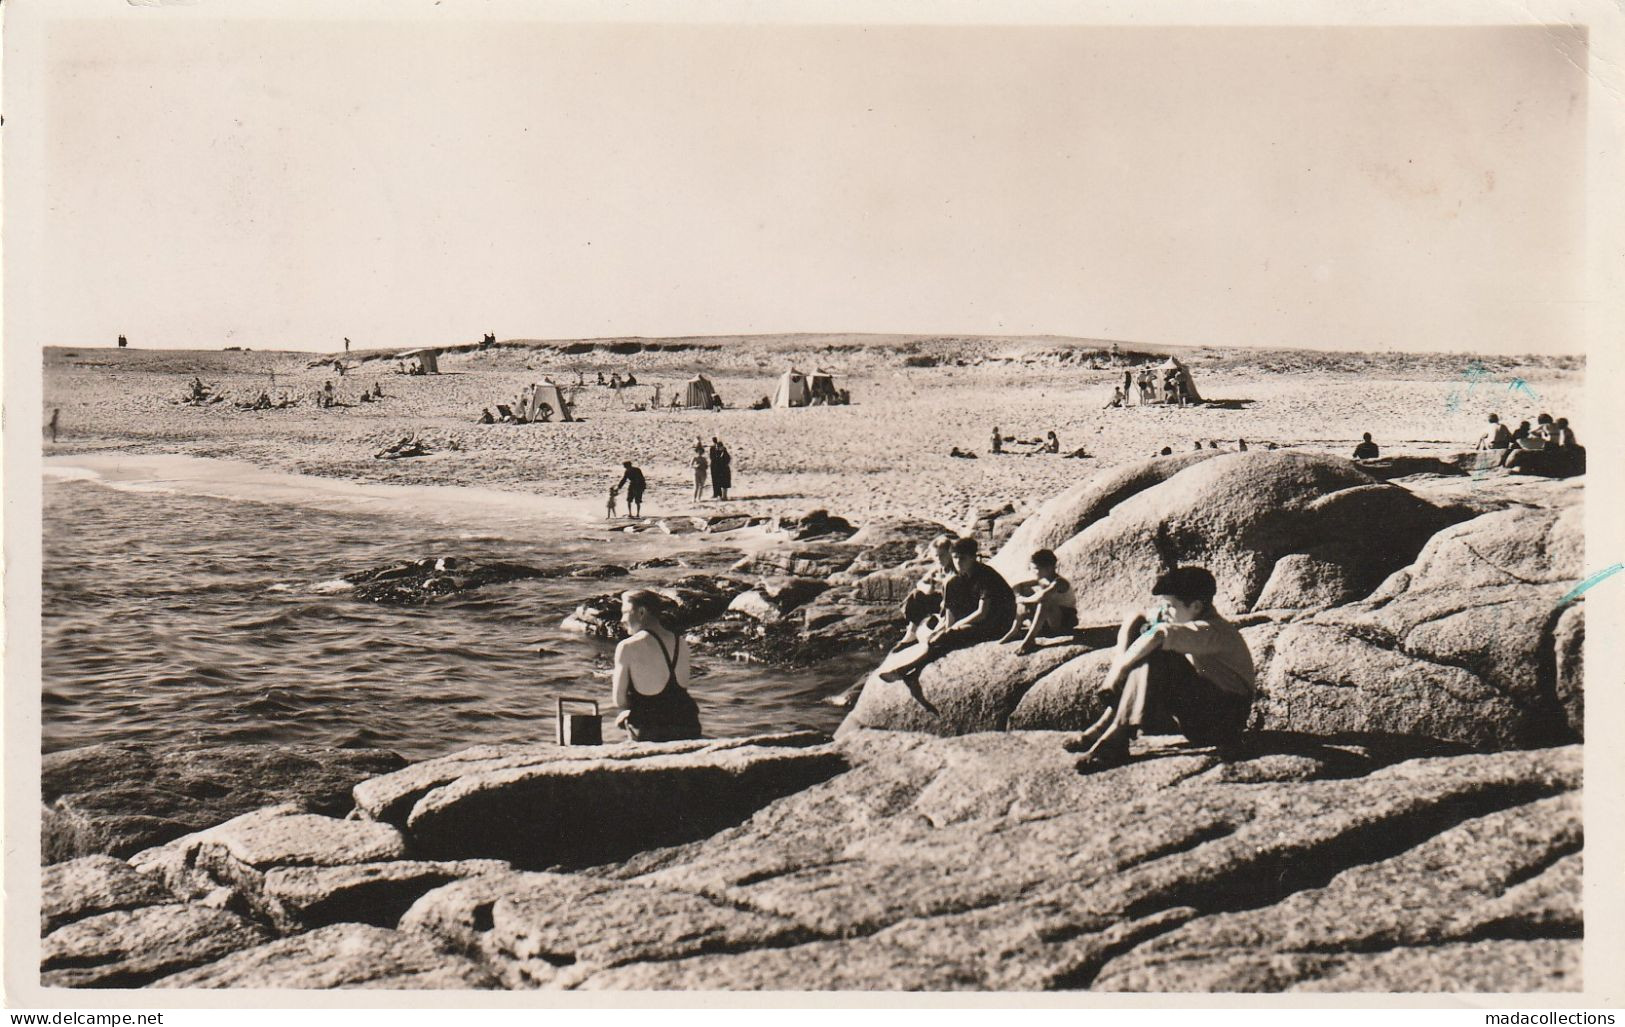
[1071,566,1255,769]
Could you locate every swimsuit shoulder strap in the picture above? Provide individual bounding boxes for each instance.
[649,631,682,690]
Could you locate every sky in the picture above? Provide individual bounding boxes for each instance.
[13,13,1592,353]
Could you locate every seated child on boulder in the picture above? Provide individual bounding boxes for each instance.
[879,536,1016,685]
[1070,566,1255,770]
[999,548,1077,653]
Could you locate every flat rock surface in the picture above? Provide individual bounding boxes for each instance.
[41,855,175,935]
[154,923,498,989]
[41,903,270,988]
[42,743,405,862]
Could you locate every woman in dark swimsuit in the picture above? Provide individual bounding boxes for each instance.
[611,589,702,742]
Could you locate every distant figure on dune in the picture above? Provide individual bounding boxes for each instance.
[991,427,1003,455]
[949,447,978,459]
[879,536,1016,687]
[612,590,702,742]
[1237,439,1248,451]
[1193,441,1204,452]
[47,408,60,443]
[344,337,351,353]
[118,335,128,348]
[1353,432,1380,460]
[1477,413,1512,450]
[1159,446,1173,456]
[615,461,646,518]
[1070,566,1255,771]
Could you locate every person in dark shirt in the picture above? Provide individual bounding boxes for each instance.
[879,536,1015,685]
[1352,432,1379,460]
[615,461,647,518]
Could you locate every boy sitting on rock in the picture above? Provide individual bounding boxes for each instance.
[1070,566,1255,770]
[999,548,1077,654]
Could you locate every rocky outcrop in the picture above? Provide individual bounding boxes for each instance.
[347,557,548,603]
[562,574,753,640]
[41,855,175,935]
[154,923,499,989]
[843,453,1583,752]
[39,731,1582,991]
[42,743,406,863]
[42,904,271,988]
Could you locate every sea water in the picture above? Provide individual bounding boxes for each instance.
[41,463,865,760]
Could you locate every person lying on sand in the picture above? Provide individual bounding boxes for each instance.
[1069,566,1255,771]
[999,548,1077,654]
[893,534,957,652]
[949,446,978,459]
[879,536,1015,686]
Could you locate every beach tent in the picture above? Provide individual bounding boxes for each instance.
[1156,356,1203,403]
[523,380,574,422]
[683,375,719,409]
[807,369,841,405]
[771,368,810,408]
[399,348,440,374]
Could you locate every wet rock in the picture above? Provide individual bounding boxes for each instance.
[771,509,857,541]
[41,903,270,988]
[41,855,175,934]
[727,577,831,623]
[154,923,499,989]
[562,574,752,640]
[42,743,406,863]
[968,501,1031,552]
[348,557,548,603]
[566,564,629,579]
[401,741,847,869]
[731,543,863,579]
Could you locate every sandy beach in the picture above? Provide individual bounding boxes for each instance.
[42,339,1583,528]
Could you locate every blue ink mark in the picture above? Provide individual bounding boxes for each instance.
[1558,562,1625,606]
[1508,377,1539,401]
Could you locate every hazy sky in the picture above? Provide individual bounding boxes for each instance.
[19,15,1590,353]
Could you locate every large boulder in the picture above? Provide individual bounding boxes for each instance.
[41,743,406,863]
[41,904,270,988]
[361,735,846,868]
[1252,504,1584,749]
[561,574,753,640]
[41,855,175,935]
[989,451,1466,623]
[562,732,1581,991]
[347,557,547,603]
[153,923,499,989]
[845,453,1580,751]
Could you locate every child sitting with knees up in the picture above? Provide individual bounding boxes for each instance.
[999,548,1077,654]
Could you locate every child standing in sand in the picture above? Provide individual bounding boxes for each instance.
[607,486,620,519]
[1000,548,1078,654]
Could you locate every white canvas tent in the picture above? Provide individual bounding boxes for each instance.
[399,348,440,374]
[1155,356,1203,404]
[772,368,810,408]
[683,375,719,409]
[524,380,573,421]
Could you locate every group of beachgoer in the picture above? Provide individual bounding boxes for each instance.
[597,371,640,389]
[1106,366,1192,408]
[691,437,733,501]
[989,427,1061,455]
[1154,439,1256,457]
[316,380,384,409]
[603,535,1257,769]
[1476,411,1581,471]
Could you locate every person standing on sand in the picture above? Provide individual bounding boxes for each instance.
[991,426,1003,455]
[1070,566,1255,771]
[612,590,702,742]
[615,461,646,518]
[47,408,60,443]
[344,337,351,353]
[691,444,710,502]
[709,437,732,500]
[1122,370,1134,406]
